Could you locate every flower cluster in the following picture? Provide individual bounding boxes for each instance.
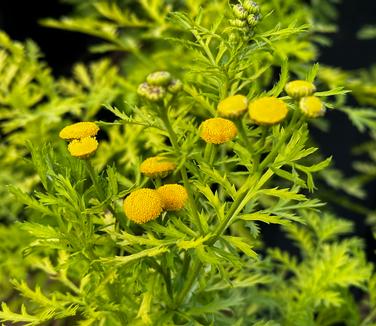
[59,122,99,158]
[285,80,326,118]
[230,1,261,33]
[123,184,188,224]
[123,155,187,223]
[137,71,183,102]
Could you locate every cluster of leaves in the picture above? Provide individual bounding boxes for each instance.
[0,30,128,221]
[0,0,375,325]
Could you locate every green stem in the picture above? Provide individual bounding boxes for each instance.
[85,160,128,230]
[203,142,217,167]
[174,258,202,307]
[209,110,304,245]
[85,159,105,202]
[159,106,204,235]
[153,177,162,188]
[259,109,301,171]
[236,119,251,149]
[361,307,376,326]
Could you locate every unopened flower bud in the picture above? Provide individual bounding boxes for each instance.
[146,71,172,86]
[243,0,260,14]
[229,19,248,28]
[233,4,248,19]
[247,14,260,27]
[137,82,166,102]
[167,79,183,94]
[299,96,326,118]
[285,80,316,98]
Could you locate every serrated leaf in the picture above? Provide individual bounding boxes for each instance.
[222,236,258,258]
[259,187,307,201]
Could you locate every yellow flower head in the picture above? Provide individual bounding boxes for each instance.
[285,80,316,98]
[200,118,238,144]
[140,156,176,178]
[59,122,99,140]
[67,137,98,159]
[299,96,326,118]
[123,188,163,224]
[248,97,288,125]
[217,94,248,118]
[157,184,188,211]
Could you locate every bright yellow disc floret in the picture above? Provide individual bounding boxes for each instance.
[200,118,238,144]
[140,156,176,178]
[285,80,316,98]
[59,122,99,140]
[299,96,326,118]
[67,137,98,158]
[123,188,163,224]
[217,94,248,118]
[156,184,188,211]
[248,97,288,125]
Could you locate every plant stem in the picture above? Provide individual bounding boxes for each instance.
[174,258,202,308]
[236,119,251,149]
[203,142,217,167]
[159,106,204,235]
[209,110,304,245]
[85,159,105,202]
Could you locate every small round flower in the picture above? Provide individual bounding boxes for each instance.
[200,118,238,144]
[299,96,326,118]
[285,80,316,98]
[243,0,260,14]
[233,4,248,19]
[137,82,166,102]
[167,79,183,94]
[67,137,98,158]
[140,156,176,178]
[59,122,99,140]
[156,184,188,211]
[217,94,248,118]
[248,97,288,125]
[123,188,163,224]
[146,71,172,86]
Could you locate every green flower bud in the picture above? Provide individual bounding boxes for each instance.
[167,79,183,94]
[137,82,166,102]
[233,4,248,19]
[243,0,260,14]
[247,14,260,27]
[229,19,248,28]
[146,71,172,86]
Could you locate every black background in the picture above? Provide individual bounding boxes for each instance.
[0,0,375,256]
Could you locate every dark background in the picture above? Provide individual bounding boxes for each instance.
[0,0,375,256]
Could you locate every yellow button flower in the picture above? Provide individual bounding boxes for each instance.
[299,96,325,118]
[200,118,238,144]
[285,80,316,98]
[157,184,188,211]
[67,137,98,158]
[217,95,248,118]
[140,156,176,178]
[248,97,288,125]
[59,122,99,140]
[123,188,164,224]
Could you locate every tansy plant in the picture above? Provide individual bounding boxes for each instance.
[0,0,376,325]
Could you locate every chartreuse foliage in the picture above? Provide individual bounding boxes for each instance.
[0,0,375,325]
